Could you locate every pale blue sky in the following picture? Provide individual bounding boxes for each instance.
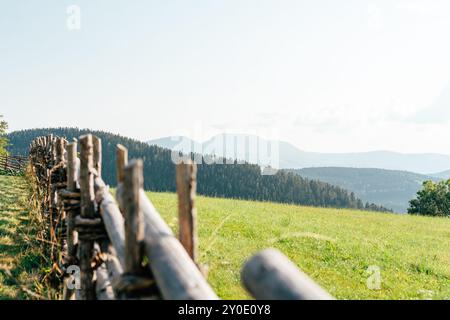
[2,0,450,153]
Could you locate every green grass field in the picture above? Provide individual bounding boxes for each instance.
[147,191,450,300]
[0,175,43,299]
[1,175,449,300]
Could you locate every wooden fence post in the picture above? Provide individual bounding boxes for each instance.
[63,140,79,300]
[116,144,128,185]
[78,134,96,300]
[123,159,144,275]
[66,140,78,257]
[93,136,102,177]
[47,134,54,163]
[116,144,128,215]
[48,137,58,259]
[55,137,64,163]
[176,160,198,263]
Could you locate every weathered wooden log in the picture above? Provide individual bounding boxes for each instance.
[59,189,80,199]
[92,238,123,300]
[116,144,128,184]
[112,274,156,297]
[92,179,127,298]
[100,240,124,279]
[140,189,218,300]
[47,134,55,162]
[95,261,115,300]
[66,142,79,257]
[116,144,128,214]
[94,177,126,267]
[48,137,58,260]
[55,137,65,163]
[63,141,78,300]
[78,134,96,300]
[176,161,198,262]
[55,137,66,224]
[79,135,95,217]
[241,248,335,300]
[47,134,52,147]
[75,216,102,227]
[93,136,102,177]
[95,240,116,300]
[123,160,144,275]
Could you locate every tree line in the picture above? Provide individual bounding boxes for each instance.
[7,127,392,212]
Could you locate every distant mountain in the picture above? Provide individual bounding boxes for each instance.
[428,170,450,180]
[286,150,450,175]
[148,134,450,174]
[147,136,201,152]
[7,128,390,212]
[289,167,440,213]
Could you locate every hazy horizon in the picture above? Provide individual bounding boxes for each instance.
[2,1,450,154]
[147,133,450,156]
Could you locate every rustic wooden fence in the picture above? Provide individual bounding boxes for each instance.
[0,154,28,175]
[28,133,334,300]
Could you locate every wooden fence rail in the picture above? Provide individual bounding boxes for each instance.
[0,154,28,174]
[28,133,334,300]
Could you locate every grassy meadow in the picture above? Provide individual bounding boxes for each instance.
[0,175,44,299]
[147,191,450,300]
[0,174,448,300]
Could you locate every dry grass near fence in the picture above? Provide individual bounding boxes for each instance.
[0,174,58,299]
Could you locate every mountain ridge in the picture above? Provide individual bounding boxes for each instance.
[428,170,450,180]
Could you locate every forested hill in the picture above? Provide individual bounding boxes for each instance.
[7,128,390,212]
[290,167,438,213]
